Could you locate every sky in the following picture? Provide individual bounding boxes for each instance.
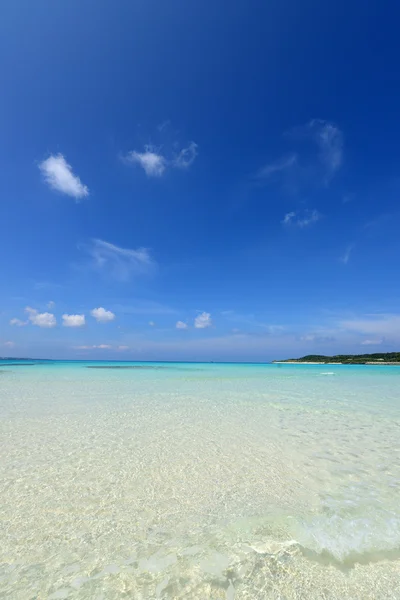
[1,0,400,361]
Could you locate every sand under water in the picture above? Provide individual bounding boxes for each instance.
[1,361,400,598]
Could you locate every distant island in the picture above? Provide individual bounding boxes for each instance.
[0,357,41,361]
[273,352,400,365]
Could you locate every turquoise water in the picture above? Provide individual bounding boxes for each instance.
[1,361,400,598]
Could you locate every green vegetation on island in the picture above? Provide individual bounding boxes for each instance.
[275,352,400,365]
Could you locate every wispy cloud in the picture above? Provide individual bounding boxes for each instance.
[62,314,85,327]
[158,120,171,132]
[91,307,116,323]
[360,338,384,345]
[39,154,89,200]
[341,314,400,337]
[282,209,320,228]
[176,320,188,329]
[124,142,198,177]
[3,341,15,348]
[173,142,198,169]
[25,306,56,328]
[47,301,55,309]
[194,312,212,329]
[342,193,354,204]
[74,344,112,350]
[340,243,355,264]
[221,310,284,333]
[33,281,63,291]
[257,154,297,178]
[85,239,156,282]
[307,119,343,179]
[10,318,28,326]
[257,119,343,187]
[299,334,336,343]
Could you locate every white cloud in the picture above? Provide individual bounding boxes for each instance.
[3,341,15,348]
[174,142,198,169]
[176,321,188,329]
[91,307,116,323]
[194,312,212,329]
[62,314,85,327]
[149,321,156,327]
[10,318,28,326]
[361,339,384,345]
[86,238,156,282]
[341,243,355,264]
[118,345,130,351]
[126,146,167,177]
[74,344,112,350]
[39,154,89,200]
[299,333,336,343]
[125,142,198,177]
[257,154,297,178]
[25,306,56,328]
[282,209,320,228]
[47,301,55,309]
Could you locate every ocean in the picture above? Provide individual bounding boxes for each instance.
[1,360,400,599]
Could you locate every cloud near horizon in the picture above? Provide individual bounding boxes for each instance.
[360,338,384,345]
[74,344,129,351]
[176,320,188,329]
[341,314,400,337]
[39,154,89,200]
[3,341,16,348]
[74,344,112,350]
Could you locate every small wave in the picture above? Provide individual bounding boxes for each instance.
[292,510,400,567]
[319,372,335,376]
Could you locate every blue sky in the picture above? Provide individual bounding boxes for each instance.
[1,0,400,361]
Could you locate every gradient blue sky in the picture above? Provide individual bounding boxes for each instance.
[1,0,400,361]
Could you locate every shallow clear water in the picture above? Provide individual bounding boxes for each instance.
[1,361,400,599]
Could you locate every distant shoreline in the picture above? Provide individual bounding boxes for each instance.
[273,361,343,364]
[273,361,400,366]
